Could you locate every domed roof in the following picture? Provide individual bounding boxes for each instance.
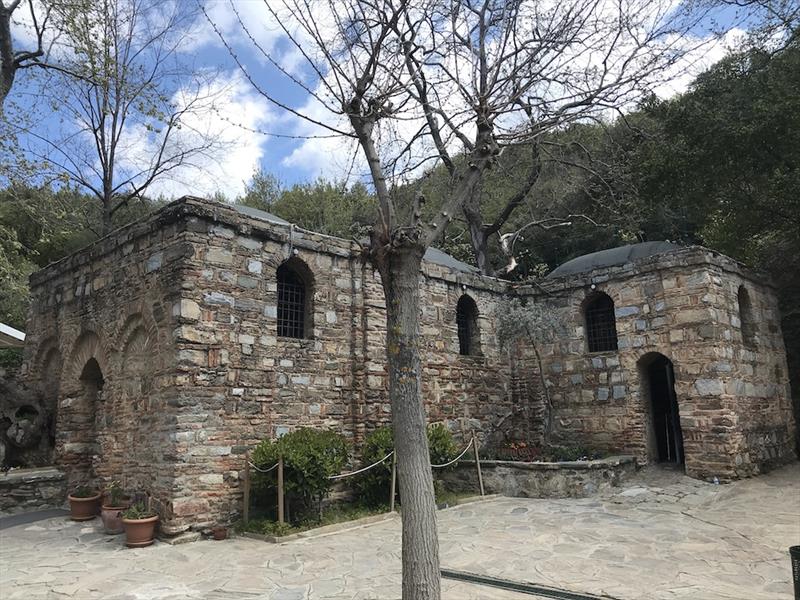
[547,241,681,278]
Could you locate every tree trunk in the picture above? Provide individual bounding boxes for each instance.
[0,7,16,107]
[379,245,441,600]
[467,221,491,276]
[102,196,113,234]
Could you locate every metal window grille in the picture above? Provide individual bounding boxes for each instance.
[277,266,306,339]
[457,297,477,356]
[586,295,618,352]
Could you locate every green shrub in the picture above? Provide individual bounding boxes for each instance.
[251,428,349,522]
[71,486,96,498]
[427,423,457,467]
[122,502,156,520]
[353,424,459,508]
[352,426,395,507]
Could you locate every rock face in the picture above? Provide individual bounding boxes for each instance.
[19,197,796,533]
[0,376,57,468]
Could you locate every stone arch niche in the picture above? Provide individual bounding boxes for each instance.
[57,332,109,487]
[638,352,684,468]
[115,317,157,492]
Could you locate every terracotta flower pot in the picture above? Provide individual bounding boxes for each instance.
[68,493,101,521]
[122,515,159,548]
[100,505,126,534]
[212,526,228,541]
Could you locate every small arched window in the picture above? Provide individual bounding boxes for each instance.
[585,292,618,353]
[456,295,480,356]
[277,259,313,339]
[738,285,756,348]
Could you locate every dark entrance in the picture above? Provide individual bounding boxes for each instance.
[646,354,684,464]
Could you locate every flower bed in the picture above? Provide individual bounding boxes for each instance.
[437,456,637,499]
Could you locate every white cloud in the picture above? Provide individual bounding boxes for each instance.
[121,71,274,200]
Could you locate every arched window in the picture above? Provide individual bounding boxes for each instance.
[738,285,756,348]
[456,295,480,356]
[585,293,618,353]
[277,259,313,339]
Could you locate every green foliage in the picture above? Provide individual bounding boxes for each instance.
[71,486,96,498]
[353,425,459,507]
[0,183,158,329]
[427,424,457,467]
[0,349,22,374]
[122,502,156,520]
[352,426,394,507]
[105,480,125,507]
[238,502,385,538]
[236,175,377,239]
[252,428,349,521]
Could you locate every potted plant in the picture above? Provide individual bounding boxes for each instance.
[100,481,129,534]
[121,502,159,548]
[67,486,101,521]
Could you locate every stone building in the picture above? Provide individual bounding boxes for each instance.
[15,197,796,534]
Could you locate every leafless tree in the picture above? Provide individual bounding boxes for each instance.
[18,0,225,232]
[209,0,729,596]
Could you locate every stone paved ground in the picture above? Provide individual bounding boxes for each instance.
[1,463,798,600]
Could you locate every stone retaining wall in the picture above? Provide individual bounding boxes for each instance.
[0,467,66,514]
[438,456,637,498]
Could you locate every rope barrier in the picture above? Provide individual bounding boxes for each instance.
[249,437,470,478]
[431,440,473,469]
[248,461,279,474]
[328,450,395,480]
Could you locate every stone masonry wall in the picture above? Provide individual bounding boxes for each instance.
[438,456,636,498]
[22,213,187,517]
[21,197,795,531]
[166,200,522,532]
[0,467,66,514]
[518,247,796,480]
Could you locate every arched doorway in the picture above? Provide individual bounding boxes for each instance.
[640,353,684,465]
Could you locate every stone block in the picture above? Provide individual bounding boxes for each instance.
[615,306,640,318]
[237,236,262,250]
[695,379,724,396]
[210,225,235,239]
[237,275,258,288]
[172,497,210,517]
[173,299,201,321]
[204,291,234,306]
[146,252,163,273]
[206,248,234,265]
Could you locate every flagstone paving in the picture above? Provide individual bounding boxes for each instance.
[1,463,798,599]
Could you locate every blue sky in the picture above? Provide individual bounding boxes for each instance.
[8,1,756,201]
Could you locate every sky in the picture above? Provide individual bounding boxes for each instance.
[7,0,757,201]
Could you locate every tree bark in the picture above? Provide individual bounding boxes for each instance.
[0,4,16,107]
[102,199,113,234]
[378,245,441,600]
